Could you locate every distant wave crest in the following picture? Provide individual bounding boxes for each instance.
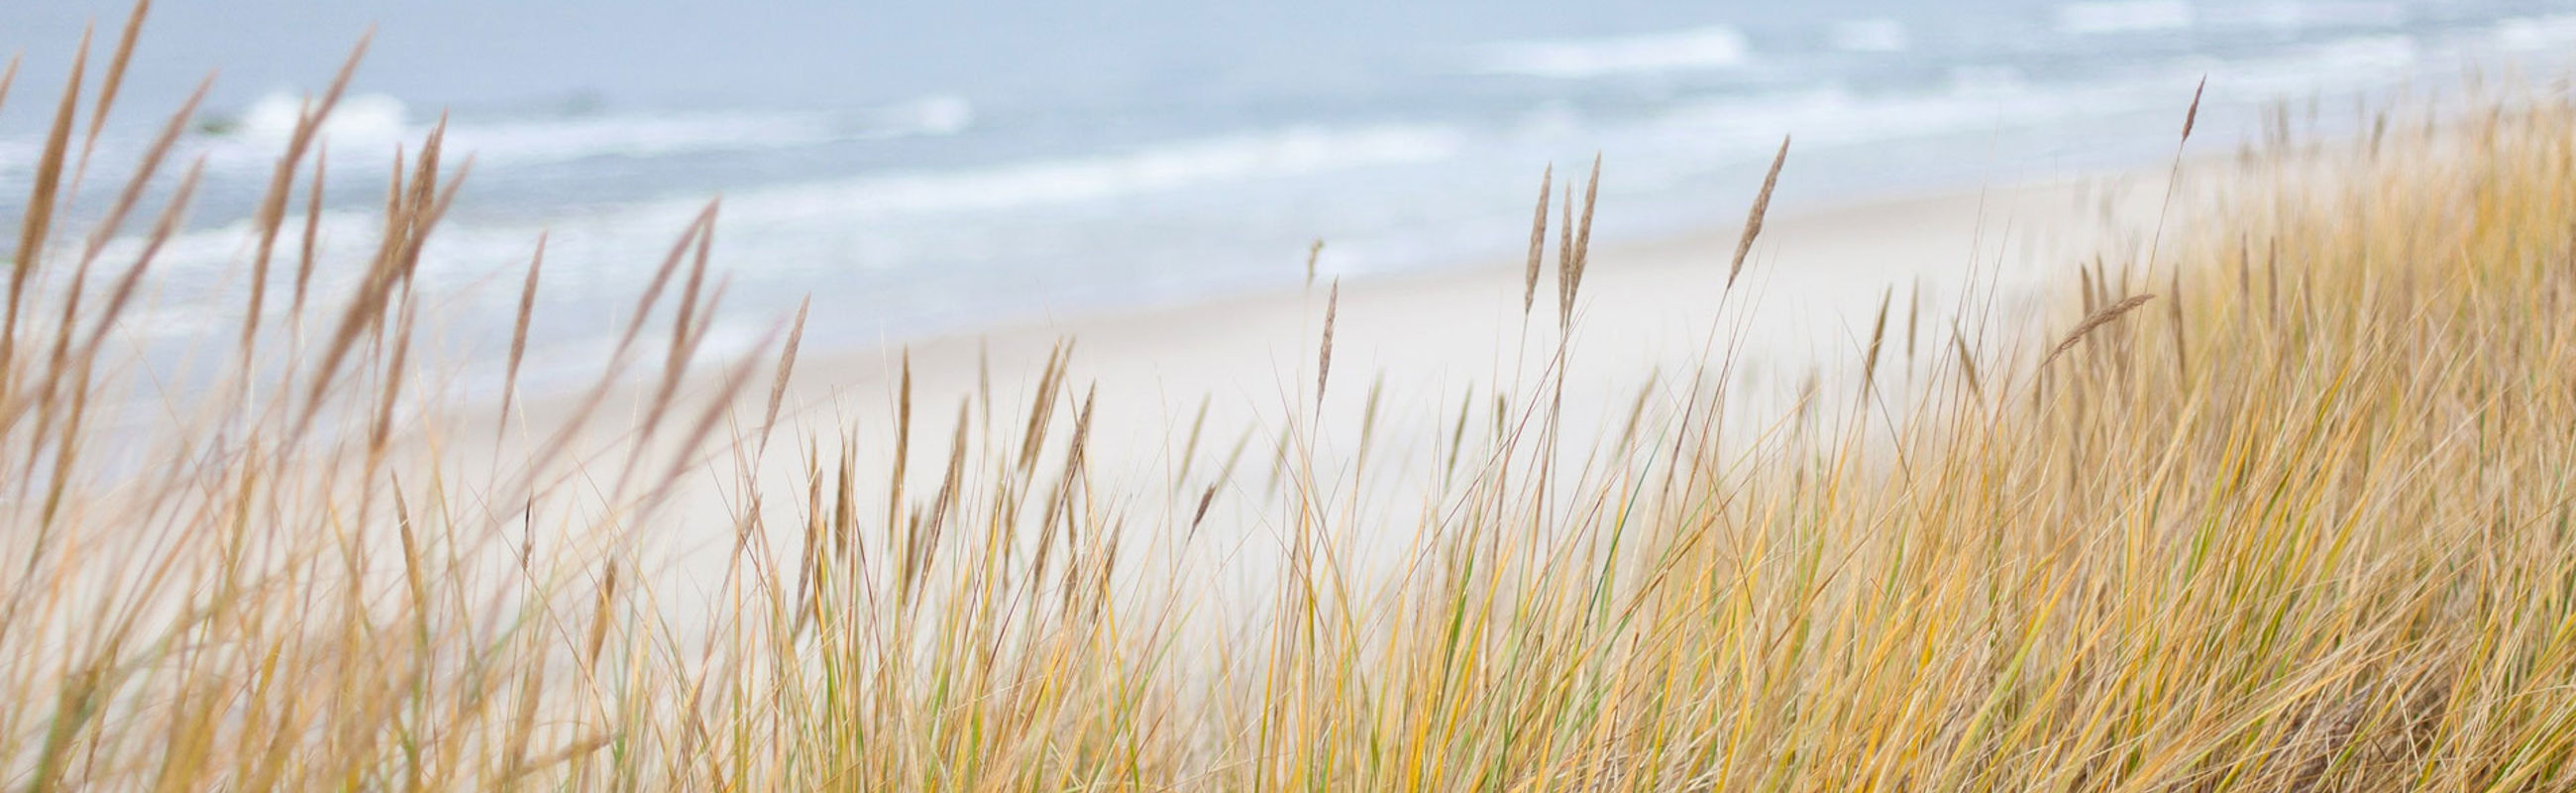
[2497,15,2576,52]
[99,121,1469,302]
[240,90,410,144]
[2199,2,2404,31]
[194,91,974,173]
[2055,1,2196,36]
[1467,26,1751,79]
[740,123,1466,216]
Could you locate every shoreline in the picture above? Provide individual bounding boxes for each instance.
[787,168,2163,378]
[769,167,2167,434]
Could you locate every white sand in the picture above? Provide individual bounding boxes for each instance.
[492,172,2169,616]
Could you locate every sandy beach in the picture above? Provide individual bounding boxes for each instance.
[486,170,2174,613]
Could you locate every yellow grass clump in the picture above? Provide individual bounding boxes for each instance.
[1,5,2573,790]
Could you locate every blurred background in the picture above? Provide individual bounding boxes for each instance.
[1,0,2571,385]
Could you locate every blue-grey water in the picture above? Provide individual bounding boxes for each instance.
[2,0,2573,385]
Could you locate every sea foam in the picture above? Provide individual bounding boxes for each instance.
[2055,1,2197,36]
[1468,26,1753,79]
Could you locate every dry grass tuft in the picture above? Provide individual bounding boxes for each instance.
[2,12,2572,790]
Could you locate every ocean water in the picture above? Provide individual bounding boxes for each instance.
[2,0,2573,385]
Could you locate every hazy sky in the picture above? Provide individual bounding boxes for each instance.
[0,0,1998,119]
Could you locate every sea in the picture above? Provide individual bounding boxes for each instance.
[2,0,2573,389]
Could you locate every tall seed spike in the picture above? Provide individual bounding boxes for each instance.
[292,140,327,328]
[1904,279,1922,363]
[890,348,912,540]
[246,33,373,349]
[497,235,545,438]
[2040,293,2157,370]
[1174,395,1210,495]
[2182,75,2207,143]
[1190,485,1219,536]
[8,26,94,386]
[1729,135,1791,288]
[1861,286,1892,396]
[1524,164,1552,313]
[72,0,152,194]
[1557,181,1574,326]
[2168,271,2189,383]
[1318,279,1339,407]
[758,297,810,458]
[1569,154,1602,312]
[1954,332,1985,403]
[668,215,716,374]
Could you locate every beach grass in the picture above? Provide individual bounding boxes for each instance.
[3,6,2575,789]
